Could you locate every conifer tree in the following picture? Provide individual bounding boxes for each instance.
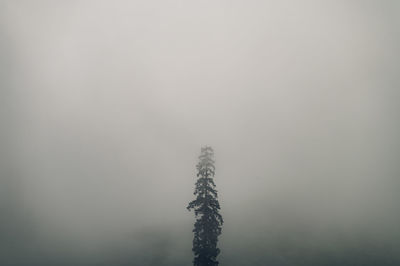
[187,146,223,266]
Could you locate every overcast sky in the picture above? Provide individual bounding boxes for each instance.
[1,1,400,265]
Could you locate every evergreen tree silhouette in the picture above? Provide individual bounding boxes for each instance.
[187,146,223,266]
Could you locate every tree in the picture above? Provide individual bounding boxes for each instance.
[187,146,223,266]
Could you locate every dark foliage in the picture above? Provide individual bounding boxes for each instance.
[188,147,223,266]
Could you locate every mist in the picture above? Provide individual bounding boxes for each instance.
[1,1,400,265]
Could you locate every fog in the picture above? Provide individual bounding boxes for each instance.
[1,1,400,265]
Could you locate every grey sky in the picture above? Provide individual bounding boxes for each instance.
[1,1,400,265]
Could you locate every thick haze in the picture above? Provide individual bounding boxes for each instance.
[1,1,400,265]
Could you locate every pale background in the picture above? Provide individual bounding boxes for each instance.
[1,1,399,265]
